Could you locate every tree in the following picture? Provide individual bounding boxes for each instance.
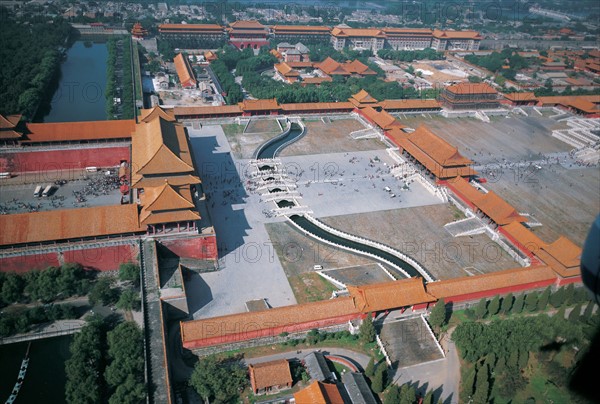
[472,364,489,403]
[537,287,551,311]
[1,273,24,304]
[116,290,141,311]
[108,374,146,404]
[105,322,145,388]
[371,364,387,394]
[555,306,566,320]
[518,349,529,369]
[501,293,514,315]
[422,390,434,404]
[118,262,140,286]
[359,314,376,343]
[475,298,488,319]
[190,355,248,403]
[383,385,401,404]
[89,278,119,306]
[569,303,582,323]
[582,302,595,321]
[550,287,565,308]
[525,293,538,312]
[429,298,447,331]
[488,295,501,317]
[463,366,476,398]
[365,357,375,377]
[306,329,320,345]
[512,294,525,314]
[400,383,417,404]
[564,284,575,305]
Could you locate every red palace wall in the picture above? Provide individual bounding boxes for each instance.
[160,235,218,260]
[441,278,556,304]
[0,146,130,173]
[62,244,138,271]
[229,40,269,50]
[556,275,582,286]
[0,253,60,273]
[0,244,138,273]
[183,312,360,349]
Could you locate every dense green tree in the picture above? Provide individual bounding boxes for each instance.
[472,364,489,403]
[429,298,447,331]
[89,278,119,306]
[189,355,248,403]
[105,322,145,389]
[550,287,565,308]
[383,384,401,404]
[1,273,24,304]
[462,366,476,398]
[108,374,146,404]
[501,293,514,315]
[118,262,140,286]
[525,293,538,312]
[488,295,501,317]
[569,303,582,323]
[582,302,595,321]
[555,306,566,320]
[564,284,575,305]
[365,357,375,377]
[65,321,105,404]
[359,314,376,343]
[512,294,525,314]
[518,349,529,369]
[116,290,141,311]
[537,287,551,311]
[422,390,434,404]
[371,364,387,394]
[474,298,488,319]
[400,383,417,404]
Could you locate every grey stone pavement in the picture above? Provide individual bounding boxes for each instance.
[244,347,372,370]
[186,125,297,319]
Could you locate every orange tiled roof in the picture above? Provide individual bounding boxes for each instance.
[426,266,556,299]
[274,62,300,77]
[174,105,243,116]
[536,95,600,107]
[476,191,527,225]
[348,278,436,313]
[23,120,135,143]
[287,61,314,69]
[204,51,218,61]
[131,116,196,187]
[536,237,582,277]
[271,25,330,33]
[280,102,353,111]
[331,27,385,38]
[445,82,497,95]
[301,76,333,85]
[238,98,280,111]
[502,92,537,102]
[378,99,441,110]
[174,53,197,87]
[294,381,345,404]
[140,106,176,123]
[407,126,473,166]
[0,114,21,129]
[140,182,195,212]
[0,130,22,140]
[159,23,223,31]
[133,175,201,188]
[388,131,477,179]
[446,176,485,203]
[317,57,351,76]
[501,221,547,255]
[350,89,378,104]
[229,20,267,29]
[139,209,200,226]
[382,27,433,36]
[180,297,359,343]
[0,204,143,246]
[249,359,293,391]
[432,29,481,39]
[359,106,405,131]
[343,59,376,75]
[567,99,599,114]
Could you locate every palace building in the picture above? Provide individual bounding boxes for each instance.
[431,29,482,51]
[270,25,331,43]
[131,22,148,40]
[330,26,386,52]
[158,23,225,42]
[439,82,500,110]
[173,53,197,89]
[382,27,433,50]
[227,20,269,50]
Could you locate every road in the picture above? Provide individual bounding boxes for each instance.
[392,326,461,404]
[244,347,372,370]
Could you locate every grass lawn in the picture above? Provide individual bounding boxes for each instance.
[287,272,338,304]
[221,123,245,137]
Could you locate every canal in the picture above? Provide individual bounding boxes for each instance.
[0,335,72,403]
[256,124,304,159]
[43,41,108,122]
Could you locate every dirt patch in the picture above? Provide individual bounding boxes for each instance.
[244,119,282,134]
[280,118,387,157]
[221,123,281,159]
[320,205,519,280]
